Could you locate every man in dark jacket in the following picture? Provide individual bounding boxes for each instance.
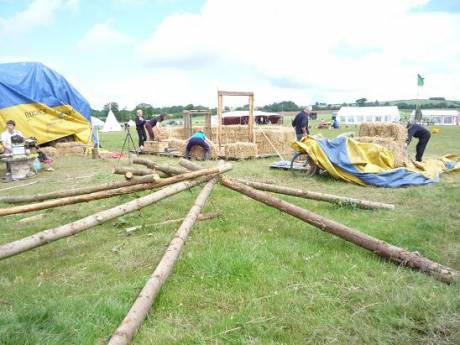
[292,108,310,140]
[407,122,431,162]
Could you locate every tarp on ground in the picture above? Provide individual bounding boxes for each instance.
[0,62,92,145]
[292,136,460,187]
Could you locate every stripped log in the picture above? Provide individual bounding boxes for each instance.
[0,175,162,204]
[125,213,220,235]
[0,166,231,217]
[108,178,218,345]
[152,212,221,226]
[133,158,187,176]
[236,179,395,210]
[113,166,153,177]
[220,177,459,284]
[0,164,231,260]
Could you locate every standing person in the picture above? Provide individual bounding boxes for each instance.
[292,108,310,140]
[145,113,166,141]
[135,109,147,152]
[1,120,24,180]
[184,130,213,161]
[406,122,431,162]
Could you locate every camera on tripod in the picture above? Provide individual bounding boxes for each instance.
[122,122,130,130]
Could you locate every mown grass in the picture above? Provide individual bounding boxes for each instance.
[0,124,459,345]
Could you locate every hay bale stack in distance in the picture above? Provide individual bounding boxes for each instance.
[224,142,258,159]
[355,136,407,167]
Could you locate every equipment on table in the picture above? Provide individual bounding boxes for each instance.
[1,137,38,182]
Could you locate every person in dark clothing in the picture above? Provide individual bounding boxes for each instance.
[292,108,310,140]
[135,109,147,151]
[145,113,166,141]
[184,130,212,160]
[407,122,431,162]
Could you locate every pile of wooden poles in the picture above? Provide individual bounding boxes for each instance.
[0,157,458,345]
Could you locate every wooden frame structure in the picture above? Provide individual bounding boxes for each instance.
[217,90,255,147]
[183,110,212,139]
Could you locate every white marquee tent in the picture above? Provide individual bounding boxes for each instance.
[337,106,400,125]
[101,110,122,132]
[410,109,459,126]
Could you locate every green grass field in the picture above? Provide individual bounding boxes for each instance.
[0,124,459,345]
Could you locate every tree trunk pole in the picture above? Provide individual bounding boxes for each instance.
[220,176,458,284]
[0,175,162,204]
[0,165,231,260]
[0,166,232,217]
[132,158,187,176]
[112,166,153,176]
[108,178,218,345]
[236,179,395,210]
[152,212,220,226]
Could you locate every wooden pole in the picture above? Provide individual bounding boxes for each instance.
[107,178,218,345]
[152,212,220,226]
[0,166,230,260]
[0,175,163,204]
[0,179,206,260]
[132,158,187,176]
[113,166,152,177]
[236,179,395,210]
[248,94,255,143]
[0,166,232,217]
[217,91,223,148]
[220,177,458,284]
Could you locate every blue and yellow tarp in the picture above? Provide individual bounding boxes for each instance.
[292,136,460,187]
[0,62,92,145]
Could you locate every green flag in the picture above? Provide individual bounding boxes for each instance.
[417,74,424,87]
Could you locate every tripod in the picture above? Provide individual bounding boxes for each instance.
[118,124,138,164]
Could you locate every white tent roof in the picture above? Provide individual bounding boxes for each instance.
[222,110,281,117]
[338,106,400,117]
[410,109,459,116]
[127,119,135,127]
[101,110,122,132]
[91,116,105,128]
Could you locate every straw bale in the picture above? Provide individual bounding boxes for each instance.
[167,138,218,160]
[224,142,258,159]
[355,136,407,167]
[358,123,407,142]
[152,126,169,140]
[54,142,88,155]
[40,146,59,158]
[255,127,295,155]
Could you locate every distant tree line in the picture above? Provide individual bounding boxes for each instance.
[91,98,459,121]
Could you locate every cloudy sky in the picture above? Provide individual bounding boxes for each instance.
[1,0,459,109]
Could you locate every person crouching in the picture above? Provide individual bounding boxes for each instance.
[184,130,212,161]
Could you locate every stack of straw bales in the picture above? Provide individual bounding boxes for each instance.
[152,126,169,141]
[164,125,295,157]
[224,142,258,159]
[357,123,408,166]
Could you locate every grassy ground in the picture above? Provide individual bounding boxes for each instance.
[0,124,459,345]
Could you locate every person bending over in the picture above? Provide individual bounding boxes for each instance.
[145,113,166,141]
[184,130,212,161]
[407,122,431,162]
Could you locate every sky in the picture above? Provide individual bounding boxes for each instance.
[1,0,459,110]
